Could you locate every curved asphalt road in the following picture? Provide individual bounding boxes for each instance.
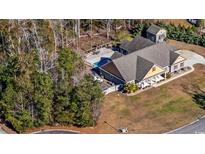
[33,129,80,134]
[168,116,205,134]
[0,129,6,134]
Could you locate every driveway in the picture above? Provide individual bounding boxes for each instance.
[176,50,205,66]
[167,116,205,134]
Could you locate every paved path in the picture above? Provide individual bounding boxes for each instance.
[167,116,205,134]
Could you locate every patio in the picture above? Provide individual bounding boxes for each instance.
[138,74,165,89]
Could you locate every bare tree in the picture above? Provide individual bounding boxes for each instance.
[48,20,57,53]
[106,19,111,39]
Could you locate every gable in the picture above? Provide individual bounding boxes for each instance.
[143,64,165,80]
[136,56,154,82]
[156,29,166,35]
[173,55,186,64]
[100,61,124,81]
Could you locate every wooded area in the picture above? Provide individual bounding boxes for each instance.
[0,20,108,133]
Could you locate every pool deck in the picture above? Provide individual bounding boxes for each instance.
[85,48,114,66]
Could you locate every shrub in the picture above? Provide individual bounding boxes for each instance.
[115,31,132,42]
[124,83,138,93]
[166,73,172,79]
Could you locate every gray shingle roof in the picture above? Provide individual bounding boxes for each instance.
[111,51,123,59]
[101,61,124,81]
[136,56,154,82]
[147,24,162,35]
[170,51,180,65]
[119,36,154,54]
[100,42,179,83]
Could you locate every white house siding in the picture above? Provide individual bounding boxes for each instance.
[156,30,166,43]
[170,61,185,73]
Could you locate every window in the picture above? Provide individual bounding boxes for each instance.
[152,66,156,72]
[174,65,178,70]
[180,62,184,68]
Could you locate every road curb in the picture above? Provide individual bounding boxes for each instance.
[164,115,205,134]
[31,129,80,134]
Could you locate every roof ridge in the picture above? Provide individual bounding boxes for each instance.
[113,42,166,62]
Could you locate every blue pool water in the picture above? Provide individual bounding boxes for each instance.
[93,58,110,67]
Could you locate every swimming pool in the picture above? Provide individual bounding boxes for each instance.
[93,58,110,68]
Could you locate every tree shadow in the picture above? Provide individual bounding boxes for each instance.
[193,93,205,109]
[182,83,205,109]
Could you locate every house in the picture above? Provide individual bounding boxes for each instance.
[119,36,154,55]
[146,24,167,43]
[98,39,186,88]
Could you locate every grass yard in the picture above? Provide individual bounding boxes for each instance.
[94,64,205,133]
